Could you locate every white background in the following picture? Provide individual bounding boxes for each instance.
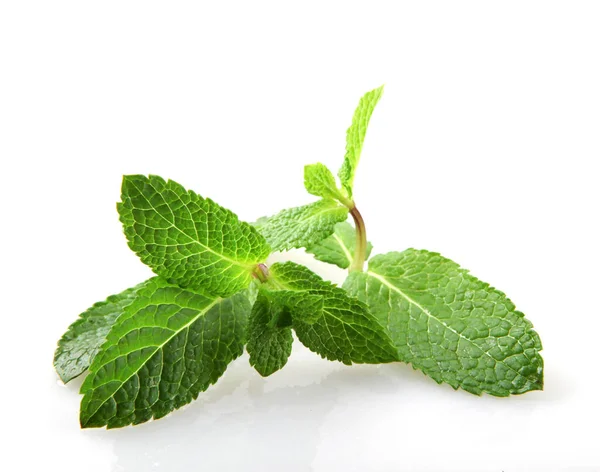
[1,1,599,471]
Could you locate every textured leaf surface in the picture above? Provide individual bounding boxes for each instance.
[256,199,348,252]
[269,262,398,364]
[260,288,324,326]
[304,163,348,204]
[247,293,293,377]
[274,292,323,325]
[306,221,373,269]
[338,85,384,198]
[118,175,271,297]
[54,281,149,383]
[344,250,543,396]
[79,278,250,428]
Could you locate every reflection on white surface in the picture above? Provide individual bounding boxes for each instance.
[55,252,578,472]
[63,340,572,472]
[81,346,403,472]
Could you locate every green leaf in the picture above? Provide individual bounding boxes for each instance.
[256,199,349,252]
[338,85,384,199]
[79,278,250,428]
[118,175,271,298]
[344,250,544,396]
[276,292,323,325]
[268,262,398,365]
[246,293,294,377]
[304,163,349,205]
[306,221,373,269]
[54,281,149,383]
[261,288,324,326]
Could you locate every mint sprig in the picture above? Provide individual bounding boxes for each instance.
[54,86,544,429]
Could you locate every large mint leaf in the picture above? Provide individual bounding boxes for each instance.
[268,262,398,364]
[256,199,348,252]
[344,250,544,396]
[306,221,373,269]
[54,280,150,383]
[79,278,250,428]
[338,85,384,199]
[246,293,294,377]
[118,175,271,297]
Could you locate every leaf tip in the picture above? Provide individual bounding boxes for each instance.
[79,411,92,429]
[55,369,72,385]
[120,174,141,195]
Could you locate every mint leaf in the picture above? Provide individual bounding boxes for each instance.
[274,291,323,325]
[338,85,384,199]
[344,250,544,396]
[246,288,324,377]
[247,293,294,377]
[54,281,149,383]
[79,278,250,428]
[306,221,373,269]
[259,287,324,326]
[256,199,349,252]
[118,175,271,297]
[269,262,398,364]
[304,163,349,205]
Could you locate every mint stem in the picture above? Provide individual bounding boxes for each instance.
[349,205,367,272]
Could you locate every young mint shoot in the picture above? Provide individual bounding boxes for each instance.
[54,86,544,429]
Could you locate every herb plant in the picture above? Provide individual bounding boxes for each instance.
[54,86,543,429]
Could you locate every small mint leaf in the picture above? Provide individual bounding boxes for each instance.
[344,249,544,396]
[118,175,271,297]
[256,199,349,252]
[269,262,398,364]
[338,85,384,199]
[54,280,150,383]
[306,221,373,269]
[247,293,294,377]
[79,278,251,429]
[304,163,349,205]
